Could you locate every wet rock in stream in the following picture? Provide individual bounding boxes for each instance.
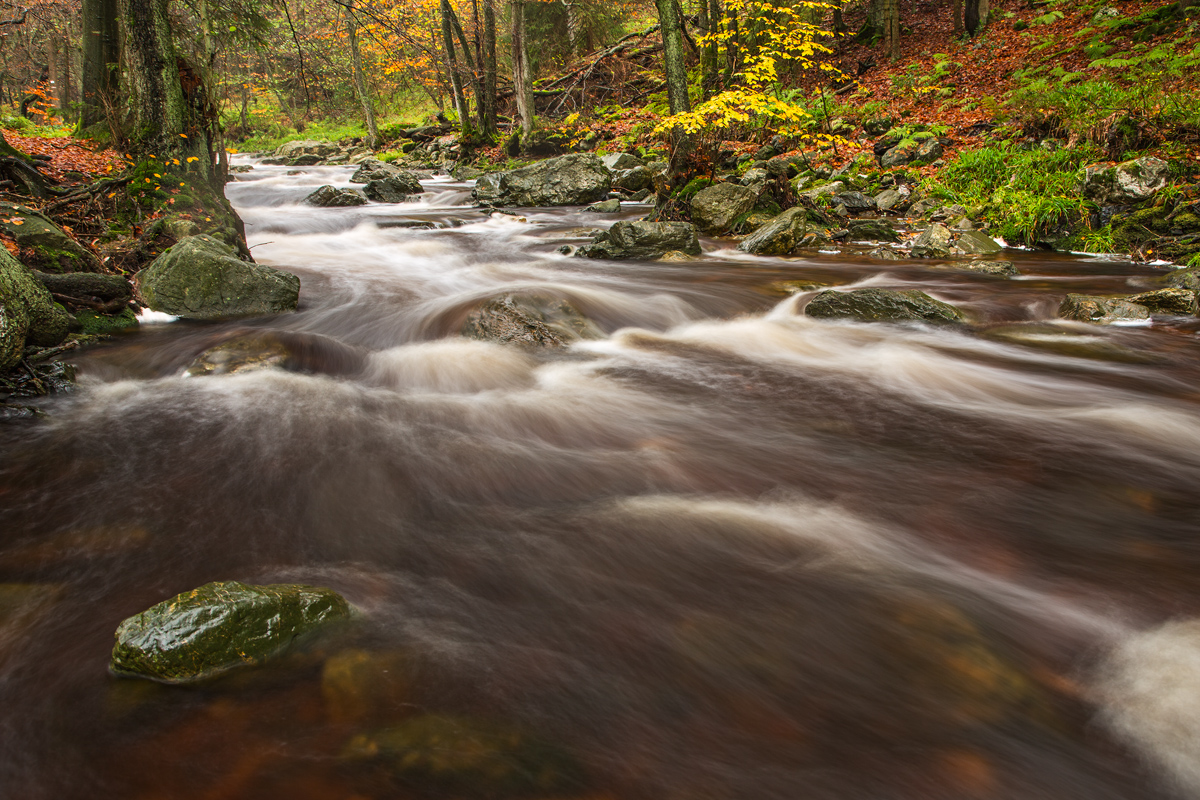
[805,288,964,324]
[576,220,700,260]
[110,581,354,684]
[461,294,604,349]
[1058,294,1151,324]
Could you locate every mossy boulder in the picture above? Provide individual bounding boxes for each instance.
[690,182,758,234]
[350,160,424,194]
[846,220,901,242]
[342,714,583,796]
[738,207,830,255]
[0,246,70,369]
[1058,293,1150,323]
[1125,287,1198,315]
[471,154,611,207]
[955,230,1003,255]
[135,235,300,320]
[364,178,417,203]
[805,288,963,324]
[75,307,139,335]
[304,185,368,207]
[1082,156,1170,205]
[576,221,700,260]
[110,581,353,684]
[34,271,131,302]
[0,202,100,273]
[910,223,954,258]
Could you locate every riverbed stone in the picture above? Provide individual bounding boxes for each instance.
[364,178,417,203]
[1058,293,1151,323]
[955,230,1003,255]
[612,166,653,192]
[874,188,906,212]
[601,152,644,172]
[738,207,829,256]
[834,191,877,212]
[881,138,943,168]
[1082,156,1171,205]
[576,220,700,260]
[805,288,963,324]
[584,198,621,213]
[342,714,582,796]
[75,307,138,335]
[0,246,70,369]
[461,293,604,349]
[690,183,758,234]
[0,202,100,273]
[135,235,300,320]
[274,139,340,161]
[109,581,354,683]
[1125,287,1198,315]
[868,246,908,260]
[910,223,954,258]
[305,185,368,207]
[935,259,1018,275]
[350,160,423,193]
[795,181,845,203]
[471,154,611,207]
[846,220,901,242]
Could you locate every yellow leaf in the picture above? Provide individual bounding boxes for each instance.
[153,173,161,178]
[186,157,199,163]
[180,134,188,138]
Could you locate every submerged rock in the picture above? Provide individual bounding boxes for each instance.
[584,198,621,213]
[805,288,963,324]
[471,154,611,207]
[461,293,604,349]
[0,246,70,370]
[868,246,908,260]
[847,220,901,242]
[1058,293,1150,324]
[110,581,353,684]
[690,183,758,234]
[135,235,300,320]
[1125,287,1197,315]
[577,221,700,260]
[342,714,583,796]
[305,185,367,207]
[936,260,1018,276]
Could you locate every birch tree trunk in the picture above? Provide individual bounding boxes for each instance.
[511,0,534,139]
[441,0,473,137]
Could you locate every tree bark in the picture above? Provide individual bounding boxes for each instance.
[511,0,534,139]
[446,3,487,137]
[345,0,379,148]
[878,0,900,58]
[441,0,472,137]
[482,0,498,137]
[655,0,690,116]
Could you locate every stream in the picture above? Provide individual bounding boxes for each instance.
[4,160,1200,799]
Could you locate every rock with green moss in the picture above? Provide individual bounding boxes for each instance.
[471,154,611,207]
[0,202,99,273]
[33,271,131,302]
[910,223,954,258]
[1125,287,1197,315]
[110,581,353,684]
[1082,156,1170,205]
[805,288,963,324]
[955,230,1003,255]
[1058,293,1150,323]
[738,207,829,255]
[305,185,367,207]
[75,307,139,335]
[0,246,70,369]
[135,235,300,320]
[690,183,757,234]
[576,221,700,260]
[846,220,901,242]
[342,714,583,796]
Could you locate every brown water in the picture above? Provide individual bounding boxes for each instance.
[4,162,1200,800]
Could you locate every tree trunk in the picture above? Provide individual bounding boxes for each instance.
[952,0,963,35]
[482,0,498,137]
[511,0,534,139]
[47,35,59,117]
[965,0,988,35]
[345,1,379,148]
[655,0,692,174]
[82,0,121,127]
[119,0,216,182]
[564,0,582,57]
[447,3,487,137]
[878,0,900,58]
[441,0,472,137]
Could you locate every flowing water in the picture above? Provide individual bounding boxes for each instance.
[5,161,1200,799]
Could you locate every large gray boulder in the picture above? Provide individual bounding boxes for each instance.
[690,183,758,234]
[350,159,423,194]
[612,166,653,192]
[1058,294,1150,323]
[461,293,604,349]
[881,138,943,168]
[1125,287,1197,315]
[911,223,954,258]
[805,288,963,324]
[601,152,645,171]
[364,178,417,203]
[577,221,700,260]
[738,207,828,255]
[274,139,340,160]
[136,235,300,320]
[0,202,100,273]
[305,185,367,207]
[846,220,901,242]
[0,247,70,369]
[472,154,611,207]
[110,581,353,683]
[955,230,1003,255]
[1082,156,1170,205]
